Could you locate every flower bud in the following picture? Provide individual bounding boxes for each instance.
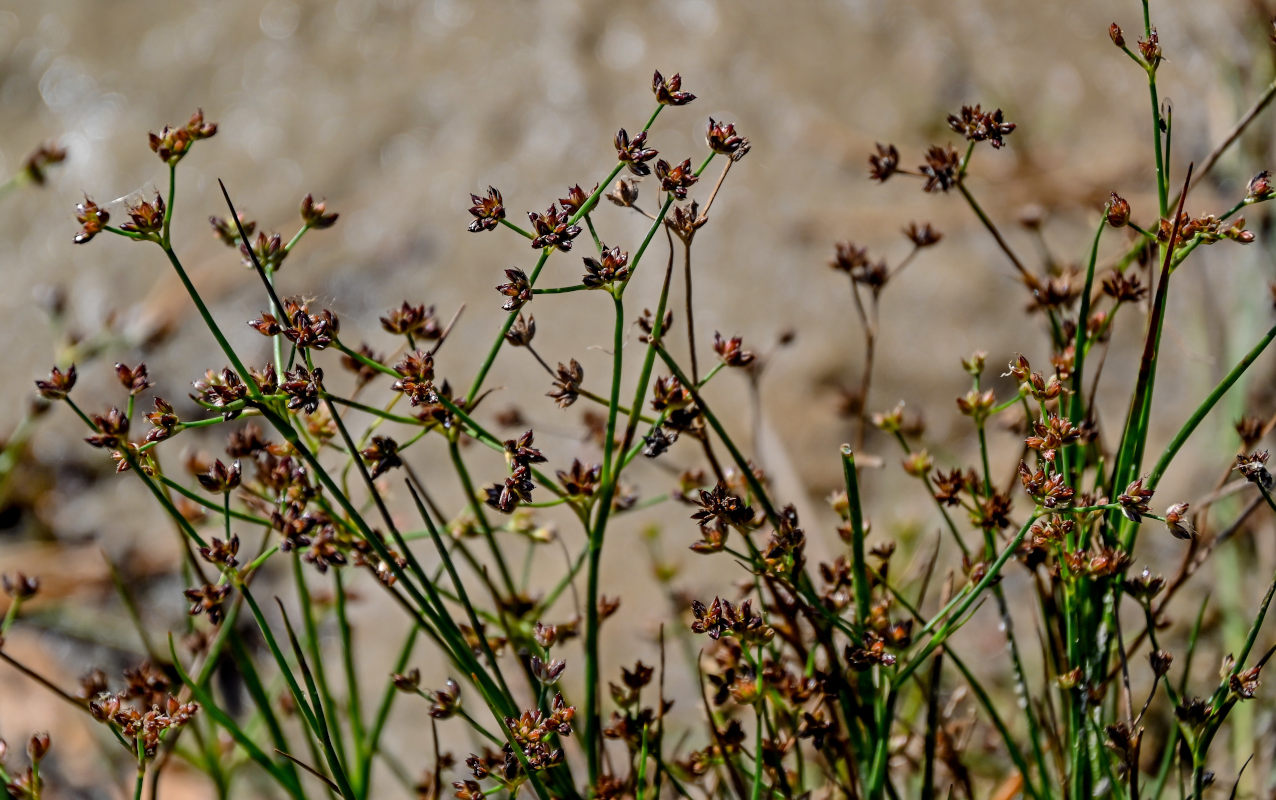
[27,732,50,762]
[1164,502,1194,540]
[1106,192,1130,227]
[1247,170,1272,202]
[1109,23,1125,48]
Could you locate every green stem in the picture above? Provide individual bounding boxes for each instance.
[583,293,626,786]
[841,447,872,629]
[899,512,1041,683]
[1066,216,1107,486]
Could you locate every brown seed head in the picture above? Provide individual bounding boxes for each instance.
[606,178,640,207]
[615,129,658,176]
[1164,502,1195,540]
[868,143,899,182]
[2,573,39,600]
[655,158,699,200]
[582,245,630,288]
[23,142,66,186]
[121,193,166,237]
[706,118,748,157]
[904,221,943,248]
[74,196,110,244]
[527,204,582,251]
[1117,477,1154,522]
[26,733,50,762]
[35,364,76,400]
[947,104,1016,149]
[1106,192,1131,227]
[496,267,532,311]
[1247,170,1273,203]
[558,184,598,216]
[1235,450,1273,488]
[920,145,961,192]
[652,70,695,106]
[713,332,755,367]
[1137,28,1162,65]
[547,360,583,408]
[300,194,339,229]
[209,213,255,246]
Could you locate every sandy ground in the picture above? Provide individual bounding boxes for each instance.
[1,1,1275,796]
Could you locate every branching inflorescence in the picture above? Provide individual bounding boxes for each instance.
[2,6,1276,800]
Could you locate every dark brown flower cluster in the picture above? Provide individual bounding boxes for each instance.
[504,693,575,770]
[73,197,109,244]
[22,142,67,186]
[706,118,749,159]
[35,364,76,400]
[1025,415,1080,462]
[528,204,582,251]
[868,143,899,182]
[281,365,324,413]
[391,350,436,406]
[615,129,658,176]
[299,193,339,229]
[183,582,231,624]
[548,359,583,408]
[920,145,961,193]
[1235,450,1273,488]
[690,483,754,529]
[148,109,217,164]
[947,104,1016,149]
[655,158,699,199]
[240,230,288,270]
[558,184,598,215]
[192,368,249,420]
[690,596,767,642]
[497,267,532,311]
[468,186,505,232]
[582,245,630,288]
[652,70,695,105]
[1117,478,1154,522]
[282,300,341,351]
[88,670,200,760]
[712,332,755,367]
[381,301,443,341]
[121,194,165,237]
[485,430,545,513]
[558,459,601,497]
[1018,462,1073,509]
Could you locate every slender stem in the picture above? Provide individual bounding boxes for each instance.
[841,447,872,630]
[358,627,417,797]
[584,293,626,786]
[134,748,147,800]
[682,240,699,383]
[1148,76,1168,218]
[956,181,1035,288]
[161,245,257,395]
[499,218,534,239]
[533,283,591,295]
[464,120,663,404]
[1114,166,1193,549]
[334,570,365,790]
[899,512,1041,683]
[446,436,518,599]
[1067,216,1107,486]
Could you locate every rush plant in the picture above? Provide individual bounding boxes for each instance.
[3,3,1276,799]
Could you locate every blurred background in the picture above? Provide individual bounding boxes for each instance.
[1,0,1275,796]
